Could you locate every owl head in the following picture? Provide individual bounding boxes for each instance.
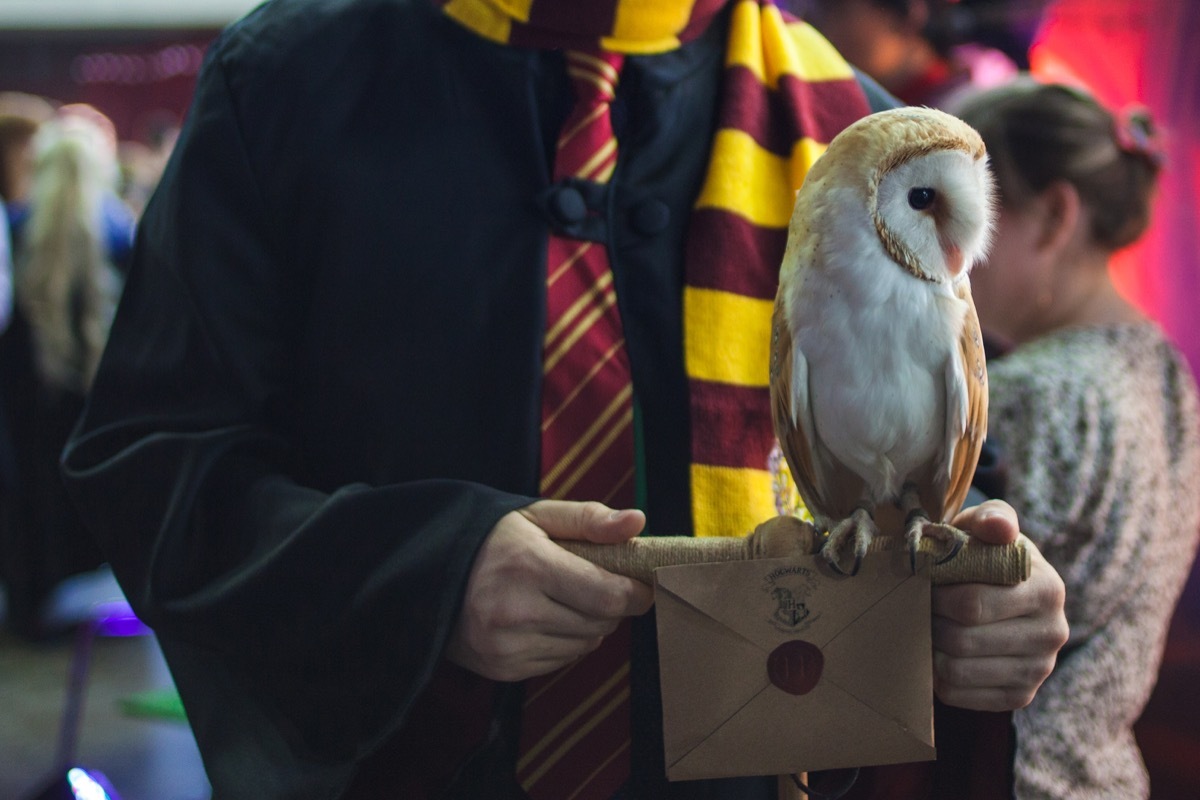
[806,107,996,285]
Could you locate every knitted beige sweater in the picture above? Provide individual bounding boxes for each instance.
[988,322,1200,800]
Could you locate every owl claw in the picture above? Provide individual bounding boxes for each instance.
[934,535,965,565]
[821,506,877,577]
[905,511,969,573]
[827,551,862,578]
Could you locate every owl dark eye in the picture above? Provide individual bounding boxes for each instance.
[908,187,937,210]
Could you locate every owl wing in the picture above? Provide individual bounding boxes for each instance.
[938,278,989,522]
[770,291,828,519]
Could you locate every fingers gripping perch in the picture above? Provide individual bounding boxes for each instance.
[445,500,654,682]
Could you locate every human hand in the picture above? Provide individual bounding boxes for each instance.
[444,500,655,682]
[931,500,1069,710]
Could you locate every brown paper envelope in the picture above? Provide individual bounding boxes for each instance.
[656,552,936,781]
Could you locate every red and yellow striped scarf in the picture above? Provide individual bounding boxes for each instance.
[441,0,870,537]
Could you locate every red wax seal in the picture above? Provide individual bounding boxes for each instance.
[767,640,824,695]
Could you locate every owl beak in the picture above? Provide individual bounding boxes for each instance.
[942,243,965,277]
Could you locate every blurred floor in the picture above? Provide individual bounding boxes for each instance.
[0,569,210,800]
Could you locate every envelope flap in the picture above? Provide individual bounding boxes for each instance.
[823,560,934,746]
[655,555,914,651]
[655,576,773,758]
[668,678,937,780]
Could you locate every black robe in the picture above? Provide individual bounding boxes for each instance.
[62,0,894,796]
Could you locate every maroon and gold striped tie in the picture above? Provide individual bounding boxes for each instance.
[517,49,634,800]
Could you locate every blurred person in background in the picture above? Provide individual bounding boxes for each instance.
[0,92,56,214]
[951,78,1200,799]
[0,91,56,624]
[6,103,138,277]
[0,109,123,639]
[802,0,1020,109]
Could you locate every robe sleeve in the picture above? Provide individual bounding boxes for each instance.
[61,37,532,796]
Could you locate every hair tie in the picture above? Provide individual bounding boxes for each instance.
[1114,104,1165,166]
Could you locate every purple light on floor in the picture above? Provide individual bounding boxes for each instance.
[66,768,118,800]
[91,601,150,637]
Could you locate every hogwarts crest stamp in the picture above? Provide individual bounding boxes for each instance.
[761,564,823,634]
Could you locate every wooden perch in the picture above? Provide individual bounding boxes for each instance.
[559,515,1031,586]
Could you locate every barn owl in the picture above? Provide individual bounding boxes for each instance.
[770,107,995,575]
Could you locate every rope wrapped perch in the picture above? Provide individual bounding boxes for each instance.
[559,515,1031,586]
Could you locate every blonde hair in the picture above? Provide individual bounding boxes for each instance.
[16,114,120,393]
[954,77,1162,251]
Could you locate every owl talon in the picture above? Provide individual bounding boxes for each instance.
[934,535,965,565]
[905,511,969,572]
[904,508,928,574]
[821,506,876,577]
[826,551,862,578]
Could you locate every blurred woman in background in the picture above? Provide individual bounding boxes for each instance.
[0,108,122,638]
[953,79,1200,799]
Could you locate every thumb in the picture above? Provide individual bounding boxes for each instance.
[951,499,1019,546]
[519,499,645,544]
